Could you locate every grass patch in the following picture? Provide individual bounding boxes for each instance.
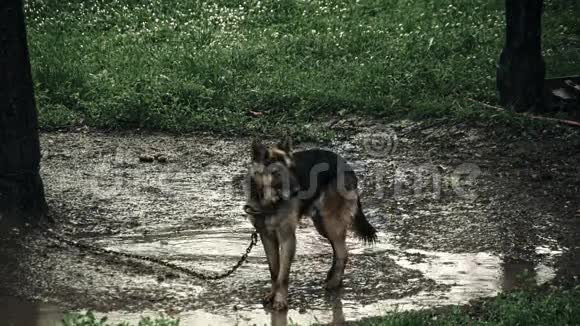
[352,286,580,326]
[62,311,178,326]
[25,0,579,136]
[62,287,580,325]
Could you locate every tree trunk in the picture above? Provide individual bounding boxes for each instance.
[497,0,546,112]
[0,0,47,228]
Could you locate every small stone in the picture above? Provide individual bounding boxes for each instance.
[540,172,553,180]
[298,307,307,314]
[139,155,154,163]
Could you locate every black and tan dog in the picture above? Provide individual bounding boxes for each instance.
[243,138,377,311]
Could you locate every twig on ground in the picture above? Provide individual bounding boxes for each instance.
[400,118,451,135]
[564,80,580,94]
[467,98,580,128]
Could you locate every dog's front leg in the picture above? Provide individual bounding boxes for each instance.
[259,229,279,304]
[272,221,296,311]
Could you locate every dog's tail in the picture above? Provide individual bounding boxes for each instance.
[353,198,377,244]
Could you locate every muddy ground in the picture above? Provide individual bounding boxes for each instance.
[1,120,579,325]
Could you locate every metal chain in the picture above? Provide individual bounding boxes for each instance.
[41,227,259,280]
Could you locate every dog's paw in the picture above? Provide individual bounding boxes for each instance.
[272,297,288,311]
[262,291,275,304]
[272,293,288,311]
[324,278,343,291]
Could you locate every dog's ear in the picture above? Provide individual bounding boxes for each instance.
[277,136,292,154]
[251,140,267,162]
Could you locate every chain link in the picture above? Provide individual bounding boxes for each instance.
[41,227,259,280]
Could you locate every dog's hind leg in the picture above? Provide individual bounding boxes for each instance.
[325,228,347,290]
[318,186,357,290]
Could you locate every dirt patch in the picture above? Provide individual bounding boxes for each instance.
[0,120,579,324]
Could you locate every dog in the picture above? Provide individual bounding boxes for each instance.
[243,137,377,311]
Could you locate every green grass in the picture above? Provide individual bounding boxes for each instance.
[25,0,580,137]
[62,287,580,326]
[62,311,179,326]
[352,286,580,326]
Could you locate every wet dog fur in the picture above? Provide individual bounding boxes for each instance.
[244,138,377,311]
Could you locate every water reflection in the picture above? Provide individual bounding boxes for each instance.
[555,217,580,287]
[501,258,537,291]
[0,231,63,326]
[327,291,346,326]
[270,310,288,326]
[0,296,63,326]
[499,210,539,291]
[268,291,346,326]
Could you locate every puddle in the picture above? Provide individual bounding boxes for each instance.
[0,296,63,326]
[71,223,561,325]
[1,225,563,326]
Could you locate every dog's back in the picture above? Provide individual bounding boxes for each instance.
[291,149,356,212]
[290,149,376,243]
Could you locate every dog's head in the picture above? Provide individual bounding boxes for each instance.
[244,137,299,215]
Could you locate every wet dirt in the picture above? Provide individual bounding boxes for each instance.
[0,120,579,325]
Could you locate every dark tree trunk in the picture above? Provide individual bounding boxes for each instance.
[0,0,47,228]
[497,0,546,112]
